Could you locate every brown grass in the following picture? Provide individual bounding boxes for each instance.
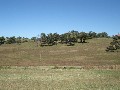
[0,38,120,67]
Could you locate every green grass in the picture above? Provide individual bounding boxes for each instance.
[0,66,120,90]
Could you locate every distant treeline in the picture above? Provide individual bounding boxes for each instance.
[0,30,112,46]
[0,36,29,45]
[37,30,110,46]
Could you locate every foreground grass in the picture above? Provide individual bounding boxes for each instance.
[0,66,120,90]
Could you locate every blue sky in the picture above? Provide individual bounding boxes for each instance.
[0,0,120,38]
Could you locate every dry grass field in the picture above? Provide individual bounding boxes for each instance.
[0,38,120,90]
[0,38,120,66]
[0,66,120,90]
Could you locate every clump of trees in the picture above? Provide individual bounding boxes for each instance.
[106,35,120,52]
[0,36,5,45]
[39,30,88,46]
[35,30,109,46]
[0,36,29,45]
[0,30,109,46]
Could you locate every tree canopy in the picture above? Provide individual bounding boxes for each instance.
[0,30,110,46]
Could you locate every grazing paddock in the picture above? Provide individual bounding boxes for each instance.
[0,38,120,89]
[0,66,120,90]
[0,38,120,66]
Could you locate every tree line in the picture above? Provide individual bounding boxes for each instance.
[37,30,109,46]
[0,36,29,45]
[0,30,109,46]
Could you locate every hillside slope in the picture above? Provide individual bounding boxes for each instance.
[0,38,120,66]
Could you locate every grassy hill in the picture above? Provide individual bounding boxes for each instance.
[0,38,120,90]
[0,38,120,66]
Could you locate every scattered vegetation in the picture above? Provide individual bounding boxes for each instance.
[0,37,120,66]
[0,66,11,70]
[106,35,120,52]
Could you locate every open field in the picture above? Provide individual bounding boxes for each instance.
[0,38,120,89]
[0,38,120,66]
[0,66,120,90]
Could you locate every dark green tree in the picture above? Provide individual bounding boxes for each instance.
[40,33,47,46]
[16,36,22,44]
[78,32,87,43]
[88,31,97,38]
[97,32,108,38]
[47,33,54,45]
[70,30,79,42]
[31,37,37,42]
[53,33,59,42]
[60,33,68,44]
[0,36,5,45]
[6,36,16,44]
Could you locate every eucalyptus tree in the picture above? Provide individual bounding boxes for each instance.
[40,33,47,46]
[22,37,29,43]
[6,36,16,44]
[16,36,22,44]
[97,32,108,38]
[64,32,75,46]
[88,31,97,38]
[47,33,54,45]
[78,32,87,43]
[70,30,79,42]
[60,33,68,44]
[31,37,37,42]
[106,35,120,52]
[0,36,5,45]
[52,33,59,45]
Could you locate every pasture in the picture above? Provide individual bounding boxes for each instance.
[0,66,120,90]
[0,38,120,89]
[0,38,120,66]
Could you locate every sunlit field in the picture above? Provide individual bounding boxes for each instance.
[0,66,120,90]
[0,38,120,89]
[0,38,120,66]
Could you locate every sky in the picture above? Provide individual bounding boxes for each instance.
[0,0,120,38]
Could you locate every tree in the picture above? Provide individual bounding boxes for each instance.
[6,36,16,44]
[16,36,22,44]
[60,33,68,44]
[0,36,5,45]
[66,32,75,46]
[31,37,37,42]
[106,36,120,52]
[22,37,29,43]
[97,32,108,38]
[47,33,54,45]
[40,33,47,46]
[78,32,87,43]
[88,31,97,38]
[70,30,79,42]
[113,35,118,40]
[53,33,59,42]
